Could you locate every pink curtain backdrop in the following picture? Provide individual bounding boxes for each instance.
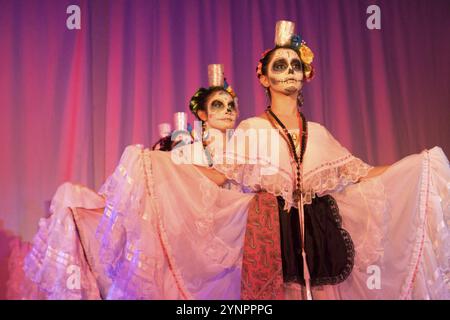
[0,0,449,297]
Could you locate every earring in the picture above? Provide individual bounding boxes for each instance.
[202,122,209,142]
[297,90,304,107]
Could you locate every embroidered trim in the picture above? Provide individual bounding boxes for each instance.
[399,150,430,299]
[303,156,372,205]
[142,149,192,300]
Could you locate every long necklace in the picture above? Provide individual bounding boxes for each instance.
[265,106,312,300]
[265,107,308,203]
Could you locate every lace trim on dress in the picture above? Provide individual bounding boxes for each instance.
[215,153,372,210]
[96,145,162,299]
[22,182,104,300]
[400,150,450,300]
[23,208,101,299]
[303,155,373,205]
[142,148,193,300]
[213,154,295,211]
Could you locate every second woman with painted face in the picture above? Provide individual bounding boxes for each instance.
[168,64,239,175]
[187,64,238,166]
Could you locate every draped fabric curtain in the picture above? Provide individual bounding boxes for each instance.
[0,0,449,277]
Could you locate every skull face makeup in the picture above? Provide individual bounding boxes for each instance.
[266,48,304,95]
[204,90,238,132]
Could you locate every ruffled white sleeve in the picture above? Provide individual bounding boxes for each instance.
[302,122,373,204]
[213,117,295,204]
[95,144,254,299]
[214,118,373,210]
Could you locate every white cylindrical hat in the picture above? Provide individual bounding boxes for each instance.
[274,20,295,46]
[207,64,224,87]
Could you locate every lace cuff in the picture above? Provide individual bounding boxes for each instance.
[303,154,373,204]
[214,155,295,210]
[216,153,372,209]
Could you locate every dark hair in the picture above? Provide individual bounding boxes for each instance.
[189,86,231,120]
[152,135,176,151]
[258,46,305,107]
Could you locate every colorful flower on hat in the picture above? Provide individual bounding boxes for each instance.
[223,78,236,98]
[299,43,314,65]
[291,34,302,50]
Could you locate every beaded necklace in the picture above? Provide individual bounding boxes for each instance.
[265,107,308,203]
[265,106,312,300]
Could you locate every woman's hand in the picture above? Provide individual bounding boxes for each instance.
[360,165,390,181]
[195,165,228,186]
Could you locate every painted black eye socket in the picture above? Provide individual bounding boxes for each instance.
[272,59,288,72]
[227,102,237,111]
[210,100,225,110]
[291,60,302,71]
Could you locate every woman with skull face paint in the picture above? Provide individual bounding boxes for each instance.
[152,65,239,153]
[12,64,255,300]
[215,20,359,300]
[90,65,255,299]
[9,23,448,300]
[213,20,449,300]
[169,64,244,189]
[170,64,239,167]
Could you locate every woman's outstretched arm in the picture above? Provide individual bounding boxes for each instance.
[361,165,390,181]
[195,165,228,186]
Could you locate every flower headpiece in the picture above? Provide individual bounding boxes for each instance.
[223,78,236,98]
[256,20,315,82]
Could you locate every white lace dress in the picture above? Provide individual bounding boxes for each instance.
[15,118,449,299]
[214,117,450,299]
[19,145,254,299]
